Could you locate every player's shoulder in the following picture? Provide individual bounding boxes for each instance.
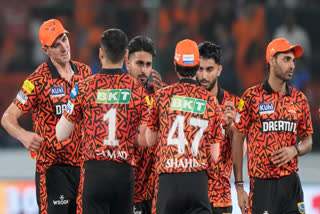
[288,85,309,101]
[242,83,264,98]
[222,89,240,104]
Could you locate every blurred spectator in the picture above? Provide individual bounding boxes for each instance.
[232,1,267,90]
[289,58,311,91]
[273,10,312,60]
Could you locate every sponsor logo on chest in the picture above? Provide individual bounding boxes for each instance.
[259,103,274,114]
[51,86,65,97]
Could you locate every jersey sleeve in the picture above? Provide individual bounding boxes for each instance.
[297,93,313,137]
[63,83,83,123]
[234,89,251,134]
[13,73,44,114]
[209,97,224,144]
[147,91,160,131]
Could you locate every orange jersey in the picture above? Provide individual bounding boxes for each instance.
[234,81,313,179]
[147,78,223,175]
[13,60,92,173]
[207,86,240,207]
[134,82,167,202]
[63,68,148,166]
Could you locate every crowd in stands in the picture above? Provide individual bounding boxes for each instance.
[1,0,320,148]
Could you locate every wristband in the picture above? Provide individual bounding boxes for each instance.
[294,144,301,156]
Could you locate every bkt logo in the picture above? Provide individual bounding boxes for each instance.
[96,89,131,104]
[53,195,69,206]
[55,104,67,116]
[170,96,207,114]
[259,103,274,114]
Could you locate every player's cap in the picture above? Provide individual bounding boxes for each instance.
[39,19,69,47]
[174,39,199,67]
[266,38,303,63]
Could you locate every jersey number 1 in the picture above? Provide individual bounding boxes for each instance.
[103,108,119,146]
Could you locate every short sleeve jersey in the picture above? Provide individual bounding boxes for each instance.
[234,80,313,179]
[207,86,240,207]
[63,68,148,166]
[147,78,223,175]
[13,59,92,173]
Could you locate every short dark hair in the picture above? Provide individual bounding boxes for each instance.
[175,63,200,77]
[100,28,128,63]
[128,36,156,58]
[198,41,222,65]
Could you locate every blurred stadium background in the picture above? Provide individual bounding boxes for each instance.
[0,0,319,213]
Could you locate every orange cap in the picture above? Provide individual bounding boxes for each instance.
[174,39,199,67]
[266,38,303,63]
[39,19,69,47]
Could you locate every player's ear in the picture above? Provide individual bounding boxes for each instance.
[217,64,223,77]
[99,48,103,60]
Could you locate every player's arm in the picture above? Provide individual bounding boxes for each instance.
[271,135,312,167]
[232,129,249,214]
[56,115,75,142]
[1,104,43,151]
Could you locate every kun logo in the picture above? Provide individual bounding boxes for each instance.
[96,89,131,104]
[52,195,69,206]
[259,103,274,114]
[170,96,207,114]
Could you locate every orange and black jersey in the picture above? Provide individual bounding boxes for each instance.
[208,85,240,207]
[63,68,148,166]
[134,81,167,203]
[147,78,224,175]
[13,59,91,173]
[234,80,313,179]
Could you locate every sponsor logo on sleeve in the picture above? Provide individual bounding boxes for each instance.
[259,103,274,114]
[235,112,241,123]
[51,86,65,97]
[65,100,74,115]
[22,80,35,93]
[237,99,244,111]
[16,91,28,104]
[70,85,79,99]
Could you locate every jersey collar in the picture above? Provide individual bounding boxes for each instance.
[217,84,224,105]
[47,58,79,79]
[179,78,199,85]
[262,79,292,96]
[99,68,125,75]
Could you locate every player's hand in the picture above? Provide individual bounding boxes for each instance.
[20,131,43,152]
[224,101,236,127]
[236,186,249,214]
[271,146,297,167]
[151,70,163,92]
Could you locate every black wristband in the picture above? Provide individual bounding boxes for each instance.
[294,144,301,156]
[234,180,244,184]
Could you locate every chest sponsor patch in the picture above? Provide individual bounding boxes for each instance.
[51,86,65,97]
[65,100,74,115]
[16,90,28,104]
[259,103,274,114]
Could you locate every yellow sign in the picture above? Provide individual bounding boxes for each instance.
[22,80,35,93]
[238,99,244,111]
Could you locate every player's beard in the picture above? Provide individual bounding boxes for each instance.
[274,63,293,82]
[198,78,217,92]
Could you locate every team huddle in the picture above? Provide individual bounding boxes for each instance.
[1,19,313,214]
